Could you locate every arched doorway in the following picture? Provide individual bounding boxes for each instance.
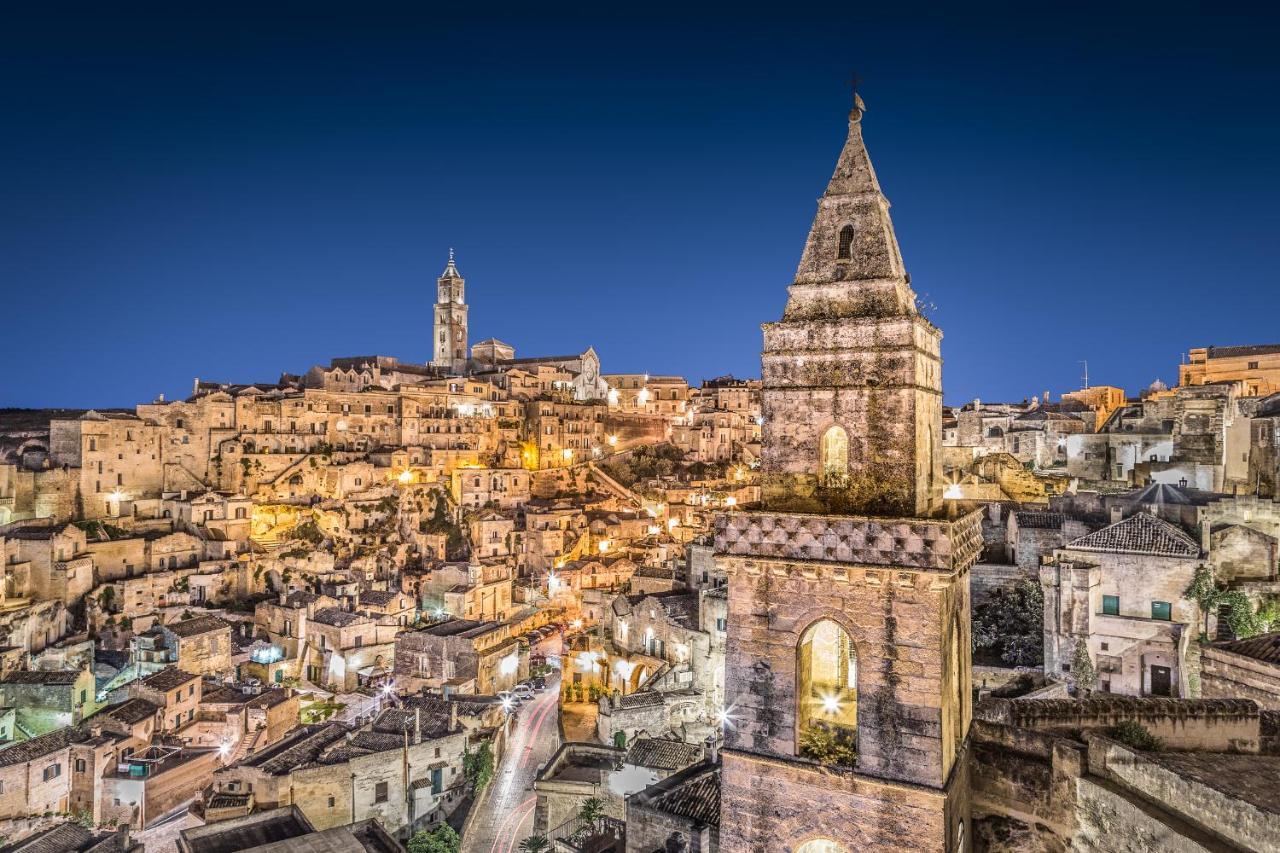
[820,425,849,487]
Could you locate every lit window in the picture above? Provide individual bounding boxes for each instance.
[797,619,857,762]
[820,425,849,487]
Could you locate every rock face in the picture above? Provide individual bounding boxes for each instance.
[716,97,978,853]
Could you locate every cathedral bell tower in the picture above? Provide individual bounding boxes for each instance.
[714,95,983,852]
[433,250,469,375]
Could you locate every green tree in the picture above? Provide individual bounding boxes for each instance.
[518,836,551,853]
[612,730,627,749]
[1106,720,1162,752]
[463,741,494,791]
[577,796,606,828]
[1071,641,1096,696]
[407,825,460,853]
[1183,564,1222,638]
[1221,589,1262,639]
[972,579,1044,666]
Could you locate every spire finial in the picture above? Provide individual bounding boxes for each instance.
[848,72,865,122]
[449,247,454,263]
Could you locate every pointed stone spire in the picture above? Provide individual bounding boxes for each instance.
[787,93,911,318]
[761,95,942,517]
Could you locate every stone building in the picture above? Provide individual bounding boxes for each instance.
[433,251,469,375]
[0,667,99,736]
[449,465,530,510]
[393,619,522,695]
[1040,512,1203,697]
[206,704,469,837]
[1180,343,1280,397]
[161,613,233,676]
[713,96,981,852]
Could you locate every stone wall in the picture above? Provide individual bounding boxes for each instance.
[970,563,1024,607]
[982,697,1260,752]
[717,748,964,852]
[1086,734,1280,852]
[1201,645,1280,709]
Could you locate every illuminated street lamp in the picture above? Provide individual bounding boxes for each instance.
[397,469,414,485]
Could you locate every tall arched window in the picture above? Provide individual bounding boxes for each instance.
[837,224,855,260]
[796,842,848,853]
[797,619,858,761]
[820,425,849,487]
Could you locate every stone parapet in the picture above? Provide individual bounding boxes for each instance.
[714,507,983,573]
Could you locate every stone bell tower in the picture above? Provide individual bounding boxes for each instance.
[432,250,469,375]
[715,95,983,852]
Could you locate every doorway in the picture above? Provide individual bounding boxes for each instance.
[1149,665,1172,697]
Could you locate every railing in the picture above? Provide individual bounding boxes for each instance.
[547,816,625,853]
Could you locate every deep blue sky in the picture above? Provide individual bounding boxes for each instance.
[3,3,1279,409]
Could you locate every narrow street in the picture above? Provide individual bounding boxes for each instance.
[461,643,565,853]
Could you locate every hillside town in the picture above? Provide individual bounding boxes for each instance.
[2,95,1279,853]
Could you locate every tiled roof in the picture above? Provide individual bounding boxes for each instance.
[1206,343,1280,360]
[637,761,720,827]
[372,707,456,742]
[242,723,349,774]
[0,727,80,767]
[0,669,81,685]
[103,697,160,725]
[358,589,402,607]
[624,737,703,772]
[166,614,231,638]
[652,592,700,627]
[1,822,95,853]
[141,667,199,692]
[1015,512,1064,531]
[310,607,366,627]
[1065,512,1199,558]
[617,690,666,709]
[1215,632,1280,666]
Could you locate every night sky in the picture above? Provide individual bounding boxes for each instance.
[4,3,1279,409]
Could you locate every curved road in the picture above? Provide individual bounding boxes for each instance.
[462,661,564,853]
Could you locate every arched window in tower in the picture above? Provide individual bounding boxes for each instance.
[797,618,857,763]
[819,425,849,487]
[795,842,849,853]
[837,224,855,260]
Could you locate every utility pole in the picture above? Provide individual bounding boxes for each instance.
[1079,360,1090,390]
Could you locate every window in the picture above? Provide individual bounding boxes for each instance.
[1102,595,1119,616]
[1151,601,1172,621]
[329,796,336,808]
[819,425,849,487]
[75,758,86,773]
[79,689,87,705]
[1248,361,1260,370]
[43,763,61,781]
[836,224,855,260]
[374,781,388,803]
[797,619,857,760]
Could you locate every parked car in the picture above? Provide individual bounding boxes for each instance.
[531,676,547,692]
[513,683,534,700]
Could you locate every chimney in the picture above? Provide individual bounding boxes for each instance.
[449,701,458,732]
[414,707,422,744]
[1110,506,1124,524]
[706,734,719,764]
